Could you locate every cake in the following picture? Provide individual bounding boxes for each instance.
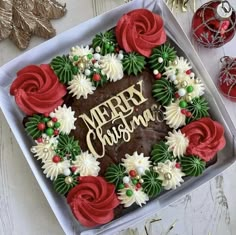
[9,9,226,228]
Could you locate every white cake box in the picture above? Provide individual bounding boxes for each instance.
[0,0,235,234]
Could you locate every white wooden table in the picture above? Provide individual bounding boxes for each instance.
[1,0,236,234]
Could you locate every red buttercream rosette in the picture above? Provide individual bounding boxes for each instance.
[116,9,166,57]
[67,176,120,227]
[10,64,66,115]
[181,117,226,162]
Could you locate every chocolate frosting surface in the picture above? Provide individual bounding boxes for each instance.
[68,70,170,175]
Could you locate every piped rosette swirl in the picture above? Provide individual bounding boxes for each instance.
[116,9,166,57]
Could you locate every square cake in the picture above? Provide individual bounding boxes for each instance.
[9,8,226,228]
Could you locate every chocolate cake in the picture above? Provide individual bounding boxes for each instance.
[10,8,226,229]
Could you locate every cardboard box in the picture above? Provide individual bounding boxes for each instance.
[0,0,235,234]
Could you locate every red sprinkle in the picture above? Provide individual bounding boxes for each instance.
[52,117,58,122]
[186,69,191,75]
[175,162,181,168]
[136,183,142,188]
[125,183,129,188]
[52,155,61,163]
[37,122,46,131]
[175,93,180,98]
[181,109,187,115]
[93,73,101,81]
[155,73,162,79]
[186,111,192,117]
[92,59,97,64]
[129,170,137,177]
[54,130,59,136]
[44,113,49,117]
[71,166,77,173]
[37,137,43,143]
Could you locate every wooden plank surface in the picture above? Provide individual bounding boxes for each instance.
[0,0,236,234]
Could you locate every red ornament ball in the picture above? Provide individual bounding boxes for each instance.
[218,56,236,101]
[192,1,236,48]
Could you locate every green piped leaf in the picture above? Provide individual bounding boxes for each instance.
[152,78,176,106]
[149,43,177,73]
[180,155,206,176]
[142,170,162,198]
[122,52,146,76]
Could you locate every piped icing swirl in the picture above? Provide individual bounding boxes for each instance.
[181,117,226,162]
[116,9,166,57]
[10,64,66,115]
[67,176,119,227]
[100,53,123,82]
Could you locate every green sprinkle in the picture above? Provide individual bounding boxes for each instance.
[118,183,125,190]
[187,86,194,93]
[46,128,54,136]
[126,189,133,197]
[42,117,49,123]
[73,55,79,61]
[72,66,78,75]
[179,100,187,108]
[87,54,93,60]
[54,122,61,128]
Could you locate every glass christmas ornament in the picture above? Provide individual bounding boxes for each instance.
[192,1,236,48]
[218,56,236,101]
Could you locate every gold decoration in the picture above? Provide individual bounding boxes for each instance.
[73,55,91,72]
[166,0,196,12]
[172,60,178,66]
[0,0,66,49]
[186,94,192,102]
[164,172,172,180]
[181,80,188,88]
[65,176,73,184]
[47,120,54,128]
[79,80,164,158]
[139,179,144,184]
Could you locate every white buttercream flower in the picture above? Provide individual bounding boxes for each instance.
[118,186,149,207]
[165,130,189,158]
[188,78,205,98]
[52,105,77,135]
[122,151,152,173]
[174,73,192,89]
[42,159,70,181]
[69,45,93,59]
[156,160,185,190]
[31,136,58,163]
[72,151,100,176]
[100,53,123,82]
[68,74,96,99]
[164,101,186,129]
[164,56,192,78]
[174,75,205,99]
